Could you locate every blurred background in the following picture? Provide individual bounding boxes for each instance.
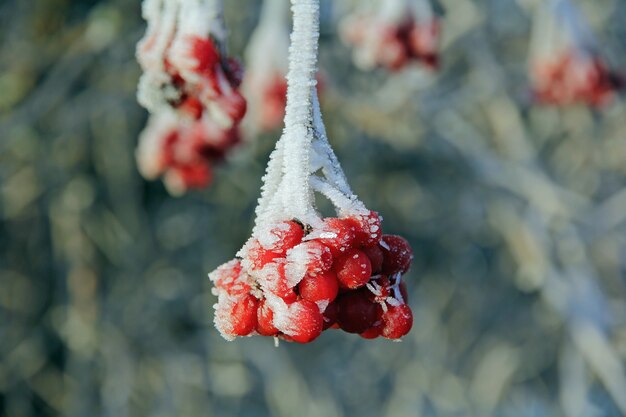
[2,0,626,416]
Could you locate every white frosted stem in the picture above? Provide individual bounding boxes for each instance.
[280,0,320,222]
[311,90,353,197]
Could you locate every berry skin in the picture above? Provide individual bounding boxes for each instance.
[258,261,298,303]
[299,270,339,304]
[245,239,281,270]
[336,289,380,333]
[209,259,250,296]
[347,211,382,247]
[314,218,356,256]
[322,301,339,329]
[229,294,259,336]
[381,235,413,275]
[360,325,382,339]
[381,304,413,339]
[335,249,372,289]
[256,300,278,336]
[362,245,384,274]
[261,221,305,255]
[285,300,324,343]
[189,36,220,75]
[291,240,333,276]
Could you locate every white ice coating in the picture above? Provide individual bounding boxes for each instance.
[251,0,368,237]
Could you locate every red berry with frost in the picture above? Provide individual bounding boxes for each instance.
[381,235,413,275]
[285,300,324,343]
[257,261,297,303]
[336,289,380,333]
[189,36,220,75]
[347,211,382,247]
[209,259,250,295]
[260,221,304,255]
[245,239,281,270]
[362,245,384,274]
[381,303,413,339]
[229,294,259,336]
[289,240,333,276]
[256,300,278,336]
[299,270,339,304]
[313,218,356,256]
[335,249,372,289]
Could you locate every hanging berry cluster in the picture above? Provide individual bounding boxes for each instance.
[340,0,440,71]
[135,0,246,194]
[528,0,623,106]
[209,0,414,343]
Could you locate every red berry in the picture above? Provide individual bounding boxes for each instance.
[245,239,281,270]
[229,294,259,336]
[336,289,379,333]
[256,300,278,336]
[257,261,297,303]
[284,300,324,343]
[335,249,372,289]
[209,259,250,295]
[381,304,413,339]
[347,211,382,247]
[189,36,220,74]
[288,240,333,276]
[322,301,338,329]
[259,221,304,255]
[313,218,356,256]
[362,245,384,274]
[381,235,413,275]
[360,326,382,339]
[299,270,339,304]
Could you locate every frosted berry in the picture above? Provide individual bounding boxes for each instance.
[335,249,372,289]
[381,235,413,275]
[209,259,249,295]
[245,239,281,270]
[347,211,382,247]
[336,289,380,333]
[381,303,413,339]
[284,300,324,343]
[260,221,305,255]
[289,240,333,276]
[257,261,298,303]
[313,218,356,256]
[228,293,259,337]
[256,300,278,336]
[299,270,339,305]
[360,325,382,339]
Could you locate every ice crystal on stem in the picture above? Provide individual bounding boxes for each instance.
[340,0,440,72]
[528,0,623,106]
[209,0,414,343]
[135,0,246,194]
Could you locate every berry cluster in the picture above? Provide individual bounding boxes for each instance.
[209,211,414,343]
[531,52,623,106]
[341,14,440,71]
[136,113,239,194]
[135,0,247,193]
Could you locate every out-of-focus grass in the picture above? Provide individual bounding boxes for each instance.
[1,0,626,416]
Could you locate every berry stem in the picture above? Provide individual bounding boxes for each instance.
[281,0,321,223]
